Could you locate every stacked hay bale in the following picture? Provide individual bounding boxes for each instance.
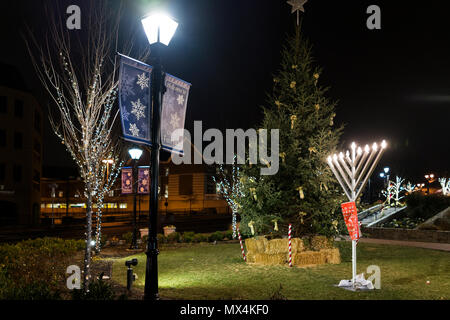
[245,235,340,267]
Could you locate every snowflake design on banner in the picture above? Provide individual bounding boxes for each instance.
[136,72,149,90]
[121,72,136,97]
[129,123,140,137]
[121,107,130,121]
[170,112,181,128]
[131,99,146,120]
[176,94,185,105]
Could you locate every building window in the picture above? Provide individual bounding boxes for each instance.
[0,96,6,113]
[14,100,23,118]
[119,203,127,209]
[14,132,23,149]
[179,174,193,195]
[0,163,5,181]
[58,191,64,198]
[33,139,41,154]
[33,169,40,184]
[34,109,41,132]
[13,165,22,182]
[0,130,6,147]
[205,175,217,194]
[108,190,114,197]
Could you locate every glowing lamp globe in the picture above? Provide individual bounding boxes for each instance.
[129,148,143,160]
[384,167,390,174]
[142,12,178,46]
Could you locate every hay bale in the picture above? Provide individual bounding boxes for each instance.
[291,250,326,266]
[253,253,286,265]
[245,237,268,254]
[246,251,256,263]
[321,248,341,264]
[265,238,304,254]
[310,235,333,251]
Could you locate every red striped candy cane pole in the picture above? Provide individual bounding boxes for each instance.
[238,229,246,261]
[288,224,292,267]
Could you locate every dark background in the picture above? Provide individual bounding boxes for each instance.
[1,0,449,184]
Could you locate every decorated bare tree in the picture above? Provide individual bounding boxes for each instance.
[439,178,450,196]
[405,181,416,194]
[26,1,148,289]
[213,159,244,239]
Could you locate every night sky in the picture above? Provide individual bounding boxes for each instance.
[1,0,449,184]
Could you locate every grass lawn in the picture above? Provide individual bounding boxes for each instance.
[111,241,450,300]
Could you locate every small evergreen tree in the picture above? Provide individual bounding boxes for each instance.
[240,27,344,238]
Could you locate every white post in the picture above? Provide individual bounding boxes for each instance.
[352,239,357,286]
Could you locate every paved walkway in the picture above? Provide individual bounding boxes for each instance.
[339,236,450,252]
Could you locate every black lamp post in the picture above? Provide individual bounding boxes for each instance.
[141,11,179,301]
[128,147,143,249]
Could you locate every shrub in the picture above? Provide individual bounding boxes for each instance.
[405,193,450,220]
[166,232,181,243]
[122,232,133,244]
[156,233,165,244]
[71,273,115,300]
[223,230,233,240]
[192,233,208,243]
[0,238,84,300]
[182,232,196,243]
[209,231,224,242]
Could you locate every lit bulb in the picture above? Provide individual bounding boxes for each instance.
[357,147,362,155]
[351,142,356,149]
[339,152,344,159]
[381,140,387,149]
[364,145,370,153]
[372,143,378,151]
[333,154,338,161]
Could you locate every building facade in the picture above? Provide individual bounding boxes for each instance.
[0,64,43,225]
[40,160,229,224]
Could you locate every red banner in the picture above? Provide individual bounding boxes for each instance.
[121,167,133,194]
[340,201,361,241]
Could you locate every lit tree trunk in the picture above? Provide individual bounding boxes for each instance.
[84,187,93,290]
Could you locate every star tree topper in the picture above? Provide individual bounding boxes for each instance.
[287,0,307,25]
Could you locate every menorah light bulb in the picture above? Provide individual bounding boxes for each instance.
[333,154,338,161]
[365,145,370,153]
[339,152,344,159]
[372,142,378,151]
[327,156,332,163]
[357,147,362,155]
[381,140,387,149]
[351,142,356,149]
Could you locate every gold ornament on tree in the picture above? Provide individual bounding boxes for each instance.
[290,81,296,89]
[296,186,305,199]
[290,115,297,129]
[248,221,255,235]
[280,152,286,163]
[249,188,257,200]
[271,219,279,231]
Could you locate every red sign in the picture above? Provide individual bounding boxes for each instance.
[121,167,133,194]
[340,201,361,241]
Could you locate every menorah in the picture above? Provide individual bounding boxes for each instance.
[327,140,387,289]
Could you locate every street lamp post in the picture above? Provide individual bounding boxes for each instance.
[425,173,435,195]
[141,12,178,301]
[129,148,143,250]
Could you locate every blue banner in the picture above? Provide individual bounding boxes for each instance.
[160,74,191,154]
[118,53,152,145]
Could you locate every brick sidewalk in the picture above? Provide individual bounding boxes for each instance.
[339,236,450,252]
